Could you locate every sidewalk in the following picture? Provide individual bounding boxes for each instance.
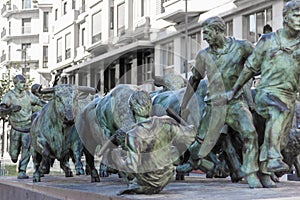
[1,173,300,200]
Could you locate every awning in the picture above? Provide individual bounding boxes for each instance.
[63,40,154,73]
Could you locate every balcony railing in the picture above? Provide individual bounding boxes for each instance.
[43,59,48,68]
[79,5,86,14]
[57,55,62,63]
[1,28,6,38]
[65,49,71,59]
[1,4,11,15]
[0,54,6,62]
[22,25,31,34]
[92,33,101,44]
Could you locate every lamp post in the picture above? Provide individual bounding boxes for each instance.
[16,47,27,76]
[184,0,188,79]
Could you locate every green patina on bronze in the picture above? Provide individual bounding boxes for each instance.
[0,74,44,179]
[178,15,264,188]
[229,0,300,187]
[112,90,196,195]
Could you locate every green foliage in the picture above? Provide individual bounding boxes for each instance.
[0,73,13,102]
[0,73,35,102]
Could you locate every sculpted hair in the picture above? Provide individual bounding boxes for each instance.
[13,74,25,84]
[283,0,300,19]
[201,16,226,33]
[129,90,152,117]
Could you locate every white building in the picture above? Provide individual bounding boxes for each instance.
[44,0,286,94]
[0,0,52,85]
[0,0,288,91]
[0,0,292,162]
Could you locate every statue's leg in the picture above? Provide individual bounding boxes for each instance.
[262,108,291,173]
[60,155,73,177]
[17,133,30,179]
[72,141,84,175]
[9,129,21,163]
[32,150,42,182]
[176,105,218,175]
[222,132,244,182]
[227,103,262,188]
[294,155,300,177]
[99,151,111,177]
[84,147,100,182]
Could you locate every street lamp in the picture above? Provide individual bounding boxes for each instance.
[184,0,188,79]
[16,47,27,76]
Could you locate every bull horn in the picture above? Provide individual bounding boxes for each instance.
[151,63,167,87]
[40,87,55,94]
[77,86,97,94]
[153,75,167,88]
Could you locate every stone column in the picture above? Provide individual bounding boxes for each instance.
[131,57,137,85]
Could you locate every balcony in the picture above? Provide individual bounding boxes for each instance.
[92,33,102,44]
[57,55,62,63]
[2,27,38,41]
[1,28,6,38]
[65,49,71,59]
[79,5,86,14]
[1,3,38,18]
[0,54,6,63]
[22,25,31,34]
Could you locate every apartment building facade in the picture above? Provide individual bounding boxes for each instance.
[0,0,288,93]
[0,0,52,85]
[0,0,291,160]
[45,0,286,94]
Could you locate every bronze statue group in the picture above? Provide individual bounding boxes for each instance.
[0,0,300,195]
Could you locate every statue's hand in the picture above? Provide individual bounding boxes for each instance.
[11,105,21,112]
[226,90,235,102]
[179,107,190,121]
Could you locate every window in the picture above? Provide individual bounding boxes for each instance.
[22,0,31,9]
[43,12,49,32]
[43,46,48,68]
[63,2,67,15]
[8,21,11,35]
[21,43,30,60]
[142,54,153,82]
[161,41,174,68]
[81,28,85,46]
[22,18,31,34]
[72,0,75,9]
[55,9,58,20]
[141,0,145,17]
[1,50,6,62]
[160,0,171,14]
[117,3,125,35]
[110,6,114,29]
[57,38,62,63]
[8,46,10,60]
[80,0,86,13]
[92,11,102,44]
[188,32,201,60]
[65,33,71,59]
[245,7,272,43]
[226,20,233,36]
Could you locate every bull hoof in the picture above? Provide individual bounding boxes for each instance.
[65,171,73,177]
[175,173,185,180]
[92,176,100,182]
[76,168,85,175]
[33,173,41,182]
[85,165,91,175]
[91,169,100,182]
